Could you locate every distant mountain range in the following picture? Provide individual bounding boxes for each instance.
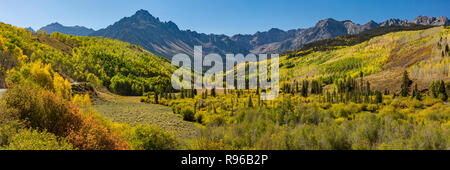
[89,10,249,58]
[37,10,449,58]
[39,22,95,36]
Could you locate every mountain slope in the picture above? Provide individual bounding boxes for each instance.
[280,26,450,92]
[40,22,95,36]
[0,23,174,95]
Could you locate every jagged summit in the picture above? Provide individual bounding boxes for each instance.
[412,16,449,26]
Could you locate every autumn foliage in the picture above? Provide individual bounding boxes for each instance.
[2,61,129,150]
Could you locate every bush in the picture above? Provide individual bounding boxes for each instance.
[195,112,204,124]
[181,108,195,122]
[67,113,129,150]
[4,129,73,150]
[129,125,177,150]
[330,103,361,118]
[3,84,128,150]
[3,84,81,137]
[0,120,23,147]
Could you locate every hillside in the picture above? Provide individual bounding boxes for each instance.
[280,26,450,92]
[0,23,174,95]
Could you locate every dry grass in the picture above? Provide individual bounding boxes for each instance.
[92,90,199,139]
[34,34,73,55]
[363,67,405,92]
[0,89,6,99]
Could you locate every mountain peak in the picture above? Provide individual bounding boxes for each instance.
[127,9,161,25]
[318,18,338,23]
[132,9,157,20]
[380,18,409,27]
[364,20,379,28]
[315,18,341,27]
[268,28,284,33]
[412,16,449,26]
[134,9,152,17]
[366,20,377,24]
[48,22,63,27]
[25,27,35,33]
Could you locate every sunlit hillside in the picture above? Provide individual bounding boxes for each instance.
[280,26,450,92]
[0,23,179,150]
[0,23,174,95]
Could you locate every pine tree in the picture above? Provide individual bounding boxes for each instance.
[430,81,439,98]
[180,87,185,99]
[413,84,422,101]
[258,93,261,107]
[211,87,216,97]
[360,71,364,89]
[311,80,321,94]
[364,93,370,103]
[400,71,412,97]
[438,80,448,101]
[375,91,383,104]
[154,92,159,104]
[384,89,389,95]
[365,81,371,95]
[301,80,309,97]
[248,95,253,108]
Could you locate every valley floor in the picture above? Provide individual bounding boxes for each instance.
[92,90,199,139]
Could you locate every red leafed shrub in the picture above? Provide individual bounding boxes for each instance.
[3,84,129,150]
[3,84,81,137]
[67,111,129,150]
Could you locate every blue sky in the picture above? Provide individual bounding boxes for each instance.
[0,0,449,35]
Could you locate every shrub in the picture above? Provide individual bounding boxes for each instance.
[351,114,379,150]
[330,103,361,118]
[129,125,177,150]
[67,113,129,150]
[191,137,226,150]
[195,112,204,124]
[181,108,195,122]
[5,129,73,150]
[3,84,128,150]
[3,84,81,137]
[0,120,23,147]
[407,122,448,150]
